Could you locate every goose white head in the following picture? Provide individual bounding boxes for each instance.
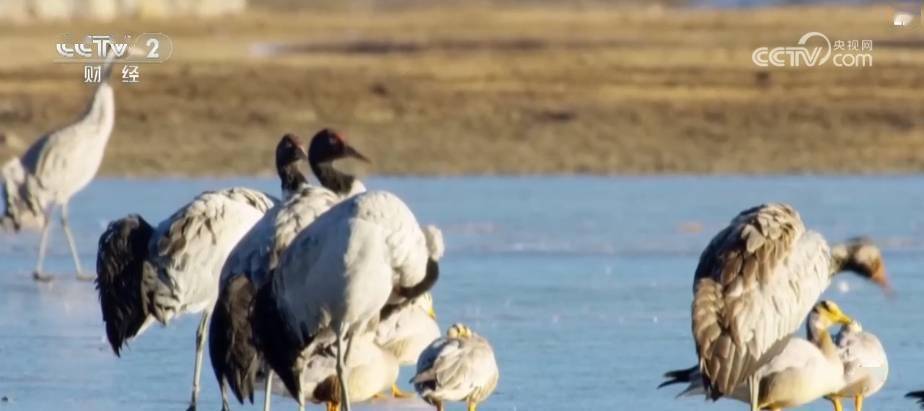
[807,300,854,341]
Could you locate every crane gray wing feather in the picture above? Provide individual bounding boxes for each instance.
[211,186,342,403]
[272,190,428,338]
[266,187,341,280]
[350,191,430,288]
[223,185,343,288]
[1,157,48,230]
[148,188,274,322]
[24,84,115,199]
[692,203,831,397]
[1,83,114,230]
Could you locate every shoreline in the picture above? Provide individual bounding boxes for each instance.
[1,4,922,177]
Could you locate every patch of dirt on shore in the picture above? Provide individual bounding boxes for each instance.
[1,5,924,176]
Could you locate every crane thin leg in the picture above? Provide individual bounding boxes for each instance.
[220,381,231,411]
[262,369,273,411]
[336,327,352,411]
[32,208,54,282]
[60,203,91,281]
[187,311,211,411]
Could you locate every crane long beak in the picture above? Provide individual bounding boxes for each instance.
[344,145,371,163]
[871,267,893,297]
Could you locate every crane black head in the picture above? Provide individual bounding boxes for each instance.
[308,129,369,165]
[307,129,370,195]
[276,134,308,196]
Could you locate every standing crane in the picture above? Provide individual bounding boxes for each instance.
[253,191,444,411]
[208,130,370,411]
[96,187,274,411]
[687,203,889,411]
[2,57,116,281]
[94,135,309,411]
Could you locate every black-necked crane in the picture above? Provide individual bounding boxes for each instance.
[252,191,444,411]
[95,187,274,411]
[208,129,370,411]
[93,134,311,411]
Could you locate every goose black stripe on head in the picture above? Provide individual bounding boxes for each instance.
[830,236,891,293]
[95,214,155,356]
[308,128,370,195]
[276,134,308,196]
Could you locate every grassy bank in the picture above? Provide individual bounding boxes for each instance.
[1,4,923,176]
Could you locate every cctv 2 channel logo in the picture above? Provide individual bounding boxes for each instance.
[55,33,174,63]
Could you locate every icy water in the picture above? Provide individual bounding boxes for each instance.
[1,176,923,411]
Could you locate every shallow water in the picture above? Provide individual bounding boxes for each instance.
[1,176,922,411]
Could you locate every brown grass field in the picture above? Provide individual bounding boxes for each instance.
[1,3,924,176]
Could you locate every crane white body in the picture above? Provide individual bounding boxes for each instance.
[97,187,275,411]
[257,190,442,411]
[4,81,115,280]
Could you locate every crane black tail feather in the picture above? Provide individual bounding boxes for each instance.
[658,365,699,389]
[907,391,924,408]
[95,214,154,357]
[252,282,308,400]
[396,258,439,300]
[209,275,261,404]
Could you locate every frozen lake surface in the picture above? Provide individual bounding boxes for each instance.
[1,176,923,411]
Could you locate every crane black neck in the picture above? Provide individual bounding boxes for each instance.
[311,160,355,196]
[278,161,308,198]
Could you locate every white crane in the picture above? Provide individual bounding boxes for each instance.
[208,130,370,411]
[3,57,116,281]
[411,323,499,411]
[376,292,441,397]
[252,191,444,411]
[687,203,890,411]
[95,187,275,411]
